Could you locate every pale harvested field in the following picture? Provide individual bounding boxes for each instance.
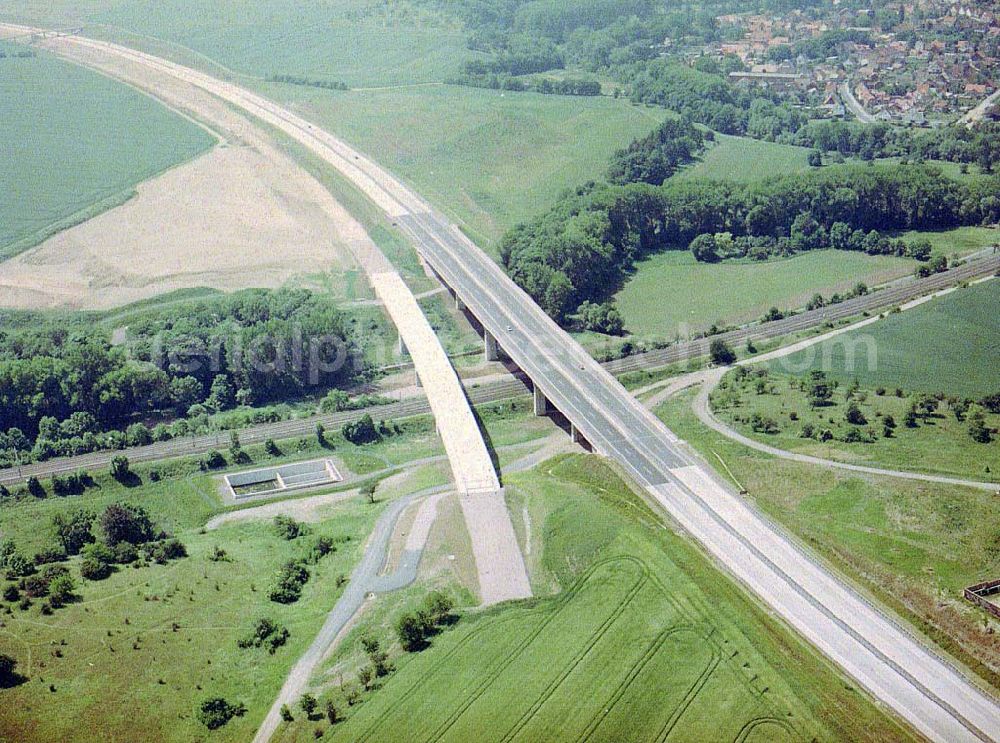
[0,40,364,310]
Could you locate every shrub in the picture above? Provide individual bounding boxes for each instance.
[26,476,45,498]
[80,556,112,581]
[100,503,156,546]
[300,694,318,719]
[48,574,76,607]
[709,339,736,366]
[342,414,381,445]
[33,546,66,566]
[237,617,289,654]
[273,515,308,540]
[0,653,20,686]
[53,510,95,555]
[200,450,227,470]
[280,704,294,722]
[264,438,281,456]
[268,560,310,604]
[845,403,867,425]
[197,697,246,730]
[109,455,131,483]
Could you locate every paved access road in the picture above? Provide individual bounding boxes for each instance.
[840,81,877,123]
[5,26,1000,742]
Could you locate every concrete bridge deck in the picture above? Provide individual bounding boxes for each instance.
[369,271,498,496]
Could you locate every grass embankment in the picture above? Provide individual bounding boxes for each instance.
[275,454,910,742]
[615,249,914,337]
[261,83,660,250]
[773,278,1000,397]
[657,390,1000,691]
[0,42,214,259]
[712,368,1000,482]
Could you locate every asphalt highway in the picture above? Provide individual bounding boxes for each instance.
[400,212,1000,742]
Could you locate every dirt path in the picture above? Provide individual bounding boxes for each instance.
[204,488,361,530]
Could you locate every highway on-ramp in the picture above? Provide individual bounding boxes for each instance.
[7,25,1000,742]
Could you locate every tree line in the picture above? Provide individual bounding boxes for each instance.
[500,162,999,323]
[0,288,366,464]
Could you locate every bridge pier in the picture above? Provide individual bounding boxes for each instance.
[484,330,500,363]
[570,423,585,445]
[455,293,466,312]
[533,385,548,417]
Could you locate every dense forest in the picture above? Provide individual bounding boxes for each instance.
[500,163,999,324]
[0,289,373,464]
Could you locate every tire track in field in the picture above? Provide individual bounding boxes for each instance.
[497,567,653,743]
[575,625,707,743]
[423,557,649,743]
[353,556,646,743]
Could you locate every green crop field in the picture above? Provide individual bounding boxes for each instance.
[261,83,660,248]
[673,132,814,182]
[657,391,1000,690]
[0,43,214,260]
[615,249,914,337]
[291,455,908,743]
[711,369,1000,482]
[8,0,476,87]
[772,278,1000,397]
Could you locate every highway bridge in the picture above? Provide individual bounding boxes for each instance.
[6,26,1000,742]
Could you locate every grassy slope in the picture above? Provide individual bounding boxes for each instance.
[712,370,1000,481]
[615,249,913,337]
[0,43,214,259]
[300,455,909,743]
[772,279,1000,397]
[262,83,660,249]
[657,390,1000,690]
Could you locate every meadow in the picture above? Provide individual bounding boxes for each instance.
[673,132,814,182]
[891,225,998,259]
[772,278,1000,397]
[657,391,1000,691]
[615,249,914,337]
[0,42,214,259]
[712,369,1000,482]
[0,404,555,740]
[274,454,910,742]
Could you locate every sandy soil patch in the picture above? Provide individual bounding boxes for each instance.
[0,40,366,310]
[204,487,360,530]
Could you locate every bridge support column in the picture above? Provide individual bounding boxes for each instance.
[484,330,499,363]
[455,293,466,312]
[397,335,408,358]
[533,385,548,417]
[570,423,585,445]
